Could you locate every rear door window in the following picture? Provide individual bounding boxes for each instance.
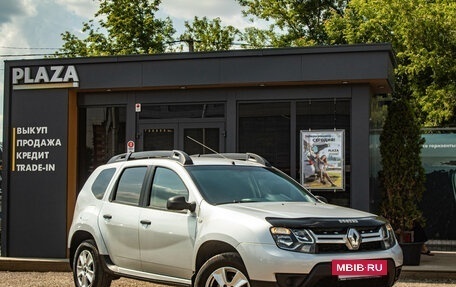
[113,166,147,205]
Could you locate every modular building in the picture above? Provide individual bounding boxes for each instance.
[1,44,396,258]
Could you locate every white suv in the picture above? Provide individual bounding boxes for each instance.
[68,150,403,287]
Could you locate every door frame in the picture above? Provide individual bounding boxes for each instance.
[137,121,179,151]
[138,119,225,152]
[178,121,225,153]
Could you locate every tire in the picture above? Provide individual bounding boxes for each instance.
[73,239,112,287]
[194,252,251,287]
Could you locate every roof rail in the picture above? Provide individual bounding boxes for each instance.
[107,150,193,165]
[194,153,271,167]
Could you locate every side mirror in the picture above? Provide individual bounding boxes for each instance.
[167,195,196,212]
[315,195,328,204]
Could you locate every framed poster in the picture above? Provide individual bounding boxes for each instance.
[300,130,345,190]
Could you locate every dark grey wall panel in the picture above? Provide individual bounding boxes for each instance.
[8,89,68,257]
[221,56,302,84]
[77,62,142,89]
[300,52,390,82]
[142,58,222,86]
[5,45,395,93]
[350,85,372,212]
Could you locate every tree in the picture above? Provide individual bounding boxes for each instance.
[324,0,456,126]
[237,0,348,46]
[179,17,239,52]
[378,97,426,237]
[58,0,175,56]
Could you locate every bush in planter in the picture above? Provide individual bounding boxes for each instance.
[379,97,426,243]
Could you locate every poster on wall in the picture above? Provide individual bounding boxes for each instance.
[301,130,345,190]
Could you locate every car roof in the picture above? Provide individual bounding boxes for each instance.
[106,151,270,167]
[190,156,265,167]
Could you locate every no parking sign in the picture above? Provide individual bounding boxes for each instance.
[127,140,135,153]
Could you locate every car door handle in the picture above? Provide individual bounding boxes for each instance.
[103,214,112,220]
[140,219,151,225]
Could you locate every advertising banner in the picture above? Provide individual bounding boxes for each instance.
[301,130,345,190]
[7,89,69,257]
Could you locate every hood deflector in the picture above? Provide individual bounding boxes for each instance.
[265,217,385,228]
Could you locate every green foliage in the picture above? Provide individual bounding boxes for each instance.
[237,0,348,46]
[237,0,456,126]
[379,97,426,234]
[239,27,275,49]
[324,0,456,126]
[180,17,239,52]
[57,0,175,56]
[58,1,241,55]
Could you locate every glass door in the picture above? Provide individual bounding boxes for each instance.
[138,121,225,154]
[179,122,225,155]
[139,123,178,151]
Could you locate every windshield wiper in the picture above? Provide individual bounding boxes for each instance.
[216,198,261,205]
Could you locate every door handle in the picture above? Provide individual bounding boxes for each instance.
[140,219,152,225]
[103,214,112,220]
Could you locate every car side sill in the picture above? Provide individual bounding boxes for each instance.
[105,260,192,286]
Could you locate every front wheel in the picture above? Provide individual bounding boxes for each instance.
[195,252,250,287]
[73,239,112,287]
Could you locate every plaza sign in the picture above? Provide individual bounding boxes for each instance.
[12,65,79,90]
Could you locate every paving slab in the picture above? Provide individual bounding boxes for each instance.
[401,251,456,280]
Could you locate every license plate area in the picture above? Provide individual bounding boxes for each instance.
[332,259,388,279]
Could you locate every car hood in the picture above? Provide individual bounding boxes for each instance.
[216,201,375,220]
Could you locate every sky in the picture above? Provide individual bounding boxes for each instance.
[0,0,262,140]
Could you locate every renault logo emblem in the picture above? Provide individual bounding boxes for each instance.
[346,228,361,250]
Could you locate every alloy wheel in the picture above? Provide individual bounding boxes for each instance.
[205,266,250,287]
[76,249,95,287]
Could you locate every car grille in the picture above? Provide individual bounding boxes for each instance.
[309,226,385,254]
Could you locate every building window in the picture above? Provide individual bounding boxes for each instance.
[79,107,126,188]
[238,102,291,173]
[139,103,225,119]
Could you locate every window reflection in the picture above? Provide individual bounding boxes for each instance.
[150,168,188,209]
[79,107,126,188]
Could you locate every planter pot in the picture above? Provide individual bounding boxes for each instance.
[400,242,422,266]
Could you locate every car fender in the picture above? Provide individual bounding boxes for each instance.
[68,204,109,255]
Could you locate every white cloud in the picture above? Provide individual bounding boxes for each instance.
[161,0,242,18]
[160,0,255,29]
[0,0,37,49]
[54,0,99,19]
[0,0,36,25]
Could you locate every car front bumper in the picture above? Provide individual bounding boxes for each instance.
[238,242,403,287]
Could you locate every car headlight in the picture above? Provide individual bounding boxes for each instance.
[381,223,397,249]
[270,227,316,253]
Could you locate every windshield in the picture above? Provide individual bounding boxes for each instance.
[186,165,316,205]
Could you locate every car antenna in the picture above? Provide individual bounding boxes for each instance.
[186,136,228,159]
